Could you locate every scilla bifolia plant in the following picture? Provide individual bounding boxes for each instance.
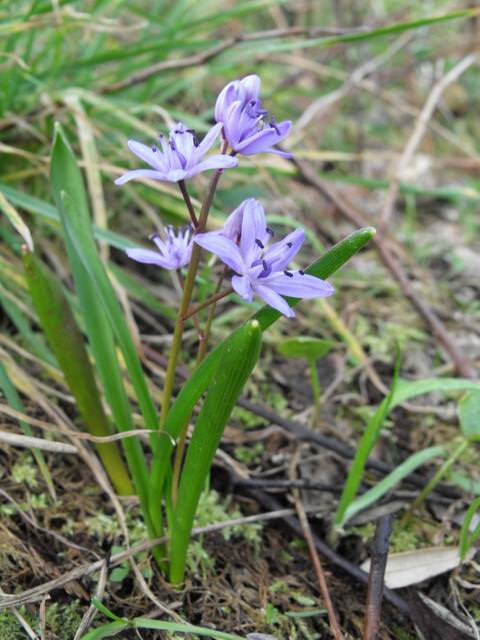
[41,74,375,585]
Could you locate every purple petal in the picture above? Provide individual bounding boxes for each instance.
[187,154,238,177]
[162,169,189,182]
[263,272,334,299]
[126,248,173,269]
[235,120,292,156]
[241,75,261,101]
[194,232,244,273]
[222,200,248,241]
[254,284,295,317]
[191,123,223,164]
[215,83,238,123]
[127,140,166,171]
[232,275,253,301]
[263,147,294,158]
[239,199,268,266]
[263,228,305,270]
[114,169,164,185]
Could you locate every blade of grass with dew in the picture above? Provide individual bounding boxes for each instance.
[22,247,134,495]
[148,226,377,528]
[169,319,262,585]
[335,354,400,528]
[50,124,153,526]
[343,445,446,524]
[0,360,56,500]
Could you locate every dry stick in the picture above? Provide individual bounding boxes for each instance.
[379,53,477,229]
[363,515,393,640]
[102,26,369,94]
[73,559,109,640]
[288,447,345,640]
[292,159,477,380]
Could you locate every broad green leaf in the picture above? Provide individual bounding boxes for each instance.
[458,391,480,440]
[277,337,335,361]
[343,446,446,524]
[23,248,133,496]
[50,124,152,526]
[391,378,480,408]
[335,355,400,528]
[170,320,262,584]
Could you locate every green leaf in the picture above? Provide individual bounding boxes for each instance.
[343,446,446,524]
[50,124,153,527]
[459,497,480,561]
[335,355,400,528]
[277,337,335,361]
[458,391,480,440]
[80,617,245,639]
[169,319,262,584]
[22,248,133,496]
[391,378,480,408]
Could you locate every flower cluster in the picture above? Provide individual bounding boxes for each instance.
[121,75,334,317]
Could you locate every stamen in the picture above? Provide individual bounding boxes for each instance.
[255,239,264,249]
[169,139,176,151]
[284,270,293,278]
[269,116,281,135]
[148,232,160,241]
[266,227,274,236]
[152,144,157,153]
[299,270,305,276]
[287,242,293,248]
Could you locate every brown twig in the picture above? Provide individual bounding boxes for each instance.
[379,53,477,229]
[288,447,345,640]
[292,159,477,379]
[363,515,393,640]
[183,286,233,321]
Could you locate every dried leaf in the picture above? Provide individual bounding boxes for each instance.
[361,546,468,589]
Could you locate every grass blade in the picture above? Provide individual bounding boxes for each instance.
[22,248,133,495]
[335,356,400,528]
[343,445,446,524]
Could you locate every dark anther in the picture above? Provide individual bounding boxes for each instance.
[255,239,264,249]
[169,139,176,151]
[269,116,281,135]
[152,144,157,152]
[287,242,293,248]
[284,270,293,278]
[266,227,274,236]
[299,270,305,276]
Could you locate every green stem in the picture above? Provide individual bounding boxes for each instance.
[402,438,469,524]
[159,144,228,429]
[309,358,321,428]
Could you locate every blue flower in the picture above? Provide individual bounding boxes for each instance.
[115,122,237,185]
[126,226,193,270]
[215,75,292,158]
[194,199,333,317]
